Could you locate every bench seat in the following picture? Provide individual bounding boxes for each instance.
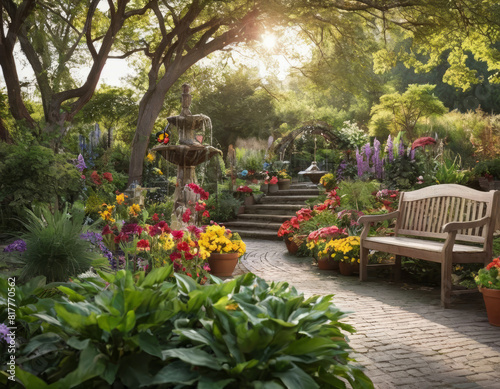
[358,184,499,308]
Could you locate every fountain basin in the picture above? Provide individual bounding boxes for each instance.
[298,161,328,184]
[152,144,221,166]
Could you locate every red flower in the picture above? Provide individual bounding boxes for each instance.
[202,210,210,218]
[114,232,128,244]
[152,213,159,222]
[102,225,114,235]
[177,241,190,252]
[172,230,184,240]
[156,221,171,233]
[184,252,195,260]
[103,172,113,182]
[137,239,150,251]
[170,252,182,261]
[148,225,161,237]
[411,137,436,150]
[195,202,206,212]
[91,171,102,185]
[182,208,192,223]
[236,186,253,193]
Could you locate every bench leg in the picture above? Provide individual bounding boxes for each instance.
[393,255,402,282]
[359,245,369,281]
[441,257,453,309]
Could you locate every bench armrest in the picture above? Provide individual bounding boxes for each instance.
[442,216,490,233]
[358,211,400,225]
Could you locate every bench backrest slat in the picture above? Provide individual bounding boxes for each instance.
[396,184,497,244]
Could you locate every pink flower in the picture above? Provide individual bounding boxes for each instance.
[411,137,436,150]
[270,176,278,185]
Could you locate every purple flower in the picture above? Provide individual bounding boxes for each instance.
[398,139,405,157]
[387,135,394,163]
[410,147,415,160]
[76,154,87,172]
[3,240,26,253]
[0,323,11,344]
[337,160,347,181]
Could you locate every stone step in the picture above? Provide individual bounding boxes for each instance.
[244,204,303,215]
[229,228,280,240]
[260,195,316,204]
[237,214,291,223]
[269,189,320,196]
[223,220,282,231]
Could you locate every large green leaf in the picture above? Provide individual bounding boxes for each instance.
[57,286,86,302]
[140,265,173,288]
[137,332,163,359]
[96,314,122,333]
[15,367,49,388]
[56,344,107,388]
[272,364,319,389]
[148,361,199,386]
[162,348,222,370]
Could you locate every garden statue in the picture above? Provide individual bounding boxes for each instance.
[152,84,221,228]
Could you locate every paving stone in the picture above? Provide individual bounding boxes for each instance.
[237,239,500,388]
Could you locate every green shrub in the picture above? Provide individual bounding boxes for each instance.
[337,180,379,211]
[206,190,242,222]
[11,269,373,388]
[18,205,99,283]
[0,143,82,208]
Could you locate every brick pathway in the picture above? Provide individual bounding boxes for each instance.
[234,239,500,389]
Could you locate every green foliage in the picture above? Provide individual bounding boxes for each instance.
[336,120,369,150]
[383,154,421,190]
[12,269,372,388]
[337,180,379,211]
[435,157,471,185]
[370,84,447,141]
[145,199,174,224]
[206,191,242,223]
[475,260,500,290]
[0,143,82,208]
[18,206,98,283]
[473,158,500,179]
[402,258,441,286]
[297,211,339,236]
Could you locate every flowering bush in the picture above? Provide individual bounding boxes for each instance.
[198,224,246,258]
[277,169,291,179]
[268,176,278,185]
[306,226,347,260]
[475,258,500,290]
[319,236,361,264]
[375,189,400,212]
[236,185,253,194]
[319,173,336,191]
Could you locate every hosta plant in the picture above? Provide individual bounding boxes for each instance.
[10,268,373,389]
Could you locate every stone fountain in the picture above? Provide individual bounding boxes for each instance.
[152,84,221,228]
[298,136,328,184]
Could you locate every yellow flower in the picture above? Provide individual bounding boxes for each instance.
[129,203,141,217]
[225,303,239,311]
[146,153,155,163]
[116,193,128,205]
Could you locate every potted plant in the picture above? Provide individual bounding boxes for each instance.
[268,176,279,193]
[320,236,361,276]
[277,169,291,190]
[236,185,255,206]
[198,224,246,277]
[307,226,348,270]
[475,257,500,326]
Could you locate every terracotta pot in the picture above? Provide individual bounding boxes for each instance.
[278,179,291,190]
[480,287,500,326]
[269,183,279,193]
[244,195,255,206]
[339,261,359,276]
[318,257,339,270]
[285,237,299,254]
[207,252,239,277]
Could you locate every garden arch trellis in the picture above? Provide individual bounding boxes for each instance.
[271,121,341,162]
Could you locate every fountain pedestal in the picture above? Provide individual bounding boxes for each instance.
[151,84,221,229]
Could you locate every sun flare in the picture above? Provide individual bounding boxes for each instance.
[261,33,277,50]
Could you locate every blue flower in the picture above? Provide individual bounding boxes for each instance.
[241,170,248,177]
[3,240,26,253]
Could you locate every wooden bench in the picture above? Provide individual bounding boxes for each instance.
[358,184,499,308]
